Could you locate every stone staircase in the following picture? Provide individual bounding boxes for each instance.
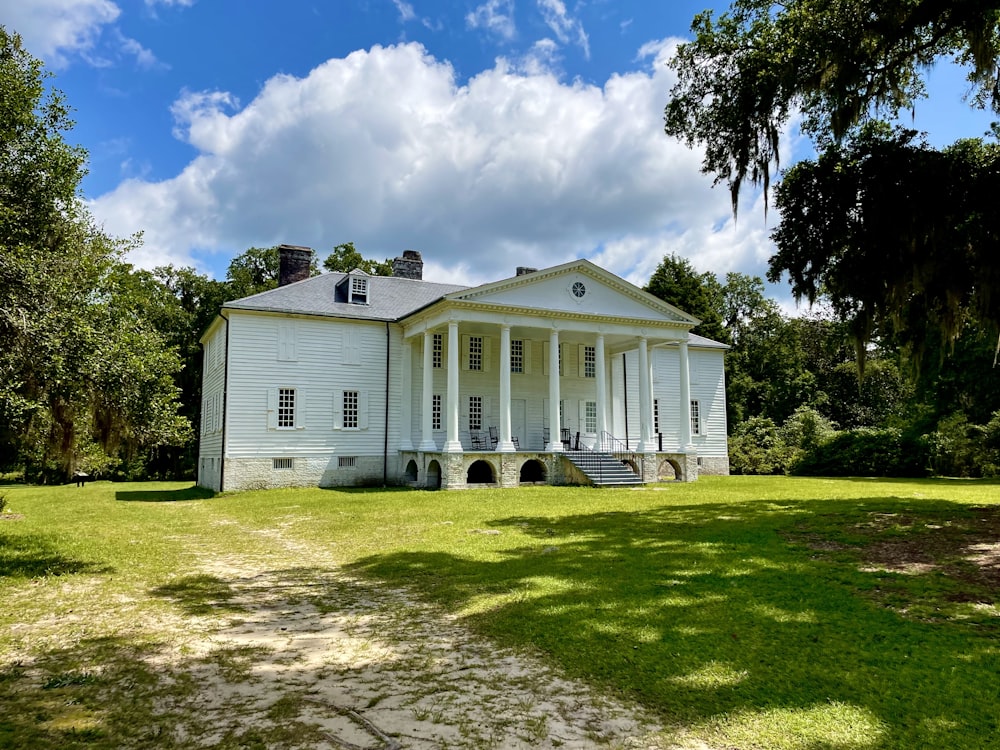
[563,449,644,487]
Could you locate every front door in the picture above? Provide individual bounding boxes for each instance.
[511,399,526,450]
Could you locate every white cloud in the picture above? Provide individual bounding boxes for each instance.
[0,0,175,69]
[392,0,416,23]
[89,40,778,285]
[536,0,589,58]
[466,0,516,41]
[0,0,120,65]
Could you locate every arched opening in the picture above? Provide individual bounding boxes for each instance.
[404,459,418,482]
[426,460,442,489]
[658,459,681,481]
[623,458,640,477]
[519,459,546,484]
[466,459,495,484]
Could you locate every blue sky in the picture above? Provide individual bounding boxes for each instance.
[2,0,995,293]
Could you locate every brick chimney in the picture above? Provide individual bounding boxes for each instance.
[278,244,313,286]
[392,249,423,280]
[516,266,538,276]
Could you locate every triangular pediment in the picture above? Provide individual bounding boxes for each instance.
[444,259,699,325]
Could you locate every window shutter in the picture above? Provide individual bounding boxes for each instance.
[461,334,471,370]
[483,337,492,372]
[484,397,492,420]
[578,399,587,427]
[542,347,548,376]
[359,390,369,429]
[333,390,343,430]
[266,388,277,429]
[578,345,587,378]
[343,329,361,365]
[523,340,532,374]
[295,389,306,429]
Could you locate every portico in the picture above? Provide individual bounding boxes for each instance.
[396,261,701,488]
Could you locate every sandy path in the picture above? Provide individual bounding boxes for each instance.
[155,518,677,750]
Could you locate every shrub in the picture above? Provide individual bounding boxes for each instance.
[792,428,930,477]
[928,411,1000,477]
[729,417,795,475]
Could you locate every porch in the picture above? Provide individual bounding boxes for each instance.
[399,438,697,490]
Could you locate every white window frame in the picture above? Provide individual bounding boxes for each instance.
[432,394,442,431]
[432,333,443,369]
[579,345,596,378]
[584,400,597,434]
[333,389,368,430]
[343,390,360,429]
[349,275,368,304]
[277,388,296,429]
[510,339,524,373]
[653,398,660,434]
[469,395,483,432]
[690,399,702,436]
[468,335,483,371]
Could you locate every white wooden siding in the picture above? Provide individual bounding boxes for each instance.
[197,320,227,490]
[224,313,399,459]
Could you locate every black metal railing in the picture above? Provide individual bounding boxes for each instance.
[598,431,639,482]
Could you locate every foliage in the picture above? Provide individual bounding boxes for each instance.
[771,124,1000,355]
[225,245,321,299]
[644,253,729,343]
[927,410,1000,478]
[322,241,393,276]
[0,28,189,482]
[727,417,793,474]
[791,428,930,477]
[665,0,1000,212]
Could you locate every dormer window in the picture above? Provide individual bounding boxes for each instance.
[349,275,368,305]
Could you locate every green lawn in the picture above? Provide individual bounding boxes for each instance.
[2,476,999,749]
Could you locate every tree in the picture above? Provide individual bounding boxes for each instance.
[665,0,1000,211]
[323,242,393,276]
[665,2,1000,348]
[644,254,729,343]
[771,124,1000,352]
[226,245,321,298]
[0,28,189,480]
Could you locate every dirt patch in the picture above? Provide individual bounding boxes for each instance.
[786,506,1000,619]
[149,522,672,749]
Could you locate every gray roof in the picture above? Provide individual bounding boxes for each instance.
[224,273,469,321]
[686,332,730,350]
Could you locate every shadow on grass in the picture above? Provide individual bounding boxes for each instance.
[115,486,215,502]
[344,495,1000,748]
[0,534,114,579]
[150,574,243,616]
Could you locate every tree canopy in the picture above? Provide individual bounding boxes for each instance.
[0,27,189,480]
[665,2,1000,349]
[665,0,1000,211]
[323,242,393,276]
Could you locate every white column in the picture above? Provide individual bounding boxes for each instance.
[595,334,607,445]
[679,339,693,450]
[498,324,515,451]
[399,339,413,450]
[419,331,436,451]
[547,328,562,452]
[444,321,462,453]
[638,337,655,452]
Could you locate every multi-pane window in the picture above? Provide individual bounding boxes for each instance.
[690,399,702,436]
[432,333,443,368]
[468,335,483,371]
[343,390,360,428]
[469,395,483,431]
[432,394,442,430]
[653,399,660,434]
[583,345,596,378]
[585,401,597,433]
[277,388,295,428]
[350,276,368,304]
[511,339,524,373]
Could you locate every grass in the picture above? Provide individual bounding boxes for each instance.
[2,476,1000,748]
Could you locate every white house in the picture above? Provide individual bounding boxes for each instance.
[197,246,729,491]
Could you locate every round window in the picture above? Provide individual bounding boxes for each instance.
[571,281,587,298]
